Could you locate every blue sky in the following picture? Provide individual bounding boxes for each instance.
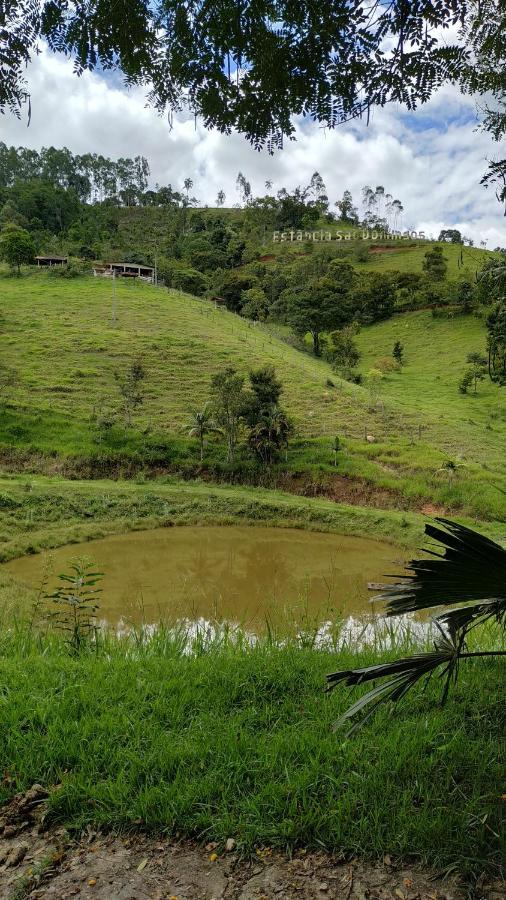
[2,48,505,247]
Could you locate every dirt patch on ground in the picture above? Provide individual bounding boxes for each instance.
[0,449,448,516]
[368,244,418,254]
[420,503,448,517]
[278,472,406,510]
[1,787,503,900]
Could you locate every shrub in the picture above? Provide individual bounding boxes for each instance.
[458,369,474,394]
[48,261,91,278]
[374,356,399,374]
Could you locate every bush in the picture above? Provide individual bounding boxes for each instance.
[48,261,91,278]
[354,243,370,263]
[374,356,399,374]
[458,369,474,394]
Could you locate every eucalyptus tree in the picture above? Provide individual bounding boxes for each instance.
[236,172,252,206]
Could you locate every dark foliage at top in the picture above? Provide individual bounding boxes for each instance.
[4,1,468,146]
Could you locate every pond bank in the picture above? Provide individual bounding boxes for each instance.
[0,474,426,568]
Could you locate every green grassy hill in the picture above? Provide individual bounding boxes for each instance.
[0,270,363,439]
[1,270,505,520]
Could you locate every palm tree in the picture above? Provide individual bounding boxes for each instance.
[186,405,219,462]
[326,519,506,733]
[247,407,292,465]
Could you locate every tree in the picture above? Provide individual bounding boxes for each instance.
[286,280,346,356]
[326,519,506,733]
[171,266,208,296]
[236,172,252,206]
[7,179,80,231]
[352,273,396,323]
[335,190,359,224]
[0,224,34,273]
[216,189,226,207]
[423,246,448,281]
[242,365,282,427]
[328,327,361,376]
[466,351,487,393]
[438,228,462,243]
[454,280,475,314]
[183,178,193,201]
[241,287,269,321]
[212,271,256,313]
[243,367,292,465]
[210,367,246,462]
[115,359,146,427]
[247,406,292,465]
[486,300,506,383]
[186,404,219,462]
[275,186,319,230]
[4,2,477,138]
[392,341,404,366]
[308,171,328,213]
[458,368,474,394]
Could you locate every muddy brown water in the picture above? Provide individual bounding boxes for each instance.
[3,526,406,635]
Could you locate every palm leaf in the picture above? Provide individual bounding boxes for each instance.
[374,518,506,617]
[327,519,506,733]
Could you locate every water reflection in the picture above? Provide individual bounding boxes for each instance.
[3,525,409,638]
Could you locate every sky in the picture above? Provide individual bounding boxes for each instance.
[2,48,505,247]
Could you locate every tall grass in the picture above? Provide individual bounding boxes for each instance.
[0,606,503,879]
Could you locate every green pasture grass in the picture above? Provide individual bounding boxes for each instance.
[0,622,503,879]
[0,269,364,439]
[355,309,506,475]
[360,242,496,279]
[257,236,494,279]
[0,271,505,520]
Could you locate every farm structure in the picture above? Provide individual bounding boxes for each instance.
[35,256,68,267]
[93,262,154,283]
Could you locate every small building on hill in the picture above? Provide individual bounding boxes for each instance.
[210,295,227,308]
[93,262,154,283]
[35,255,67,267]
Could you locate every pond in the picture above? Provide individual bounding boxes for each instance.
[3,526,408,638]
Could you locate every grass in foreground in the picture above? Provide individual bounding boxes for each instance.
[0,624,503,880]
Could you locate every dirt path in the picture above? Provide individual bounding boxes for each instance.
[0,787,503,900]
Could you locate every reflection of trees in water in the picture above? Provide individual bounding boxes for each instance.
[103,534,381,625]
[176,536,296,624]
[7,528,397,632]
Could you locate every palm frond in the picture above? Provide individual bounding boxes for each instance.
[373,518,506,617]
[327,519,506,733]
[326,628,459,735]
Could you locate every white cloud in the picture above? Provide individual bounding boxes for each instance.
[2,49,505,246]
